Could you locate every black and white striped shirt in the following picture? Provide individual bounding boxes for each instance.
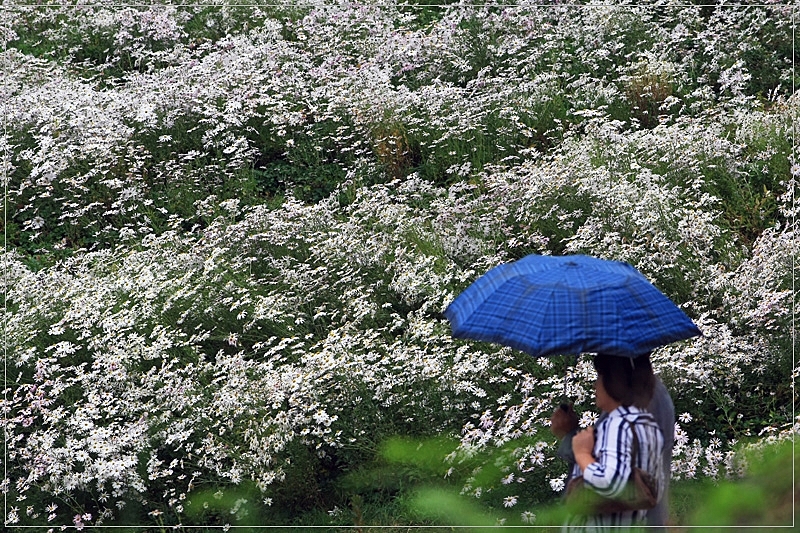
[566,406,666,532]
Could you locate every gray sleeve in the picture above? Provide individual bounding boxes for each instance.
[646,376,674,528]
[648,376,675,451]
[556,429,577,463]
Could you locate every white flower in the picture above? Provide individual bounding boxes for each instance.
[579,411,599,428]
[502,495,518,508]
[549,474,567,492]
[227,332,239,347]
[30,216,46,229]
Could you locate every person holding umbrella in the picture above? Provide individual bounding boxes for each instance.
[444,254,700,530]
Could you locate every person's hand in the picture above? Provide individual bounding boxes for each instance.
[572,426,596,470]
[550,403,579,439]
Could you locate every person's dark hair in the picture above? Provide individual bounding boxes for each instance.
[593,353,655,408]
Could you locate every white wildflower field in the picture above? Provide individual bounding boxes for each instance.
[1,0,797,529]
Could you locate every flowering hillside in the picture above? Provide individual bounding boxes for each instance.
[1,0,797,529]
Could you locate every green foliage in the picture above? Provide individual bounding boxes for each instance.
[379,433,566,514]
[183,483,266,529]
[410,488,503,528]
[685,440,797,529]
[367,436,797,531]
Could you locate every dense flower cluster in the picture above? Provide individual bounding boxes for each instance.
[1,0,796,528]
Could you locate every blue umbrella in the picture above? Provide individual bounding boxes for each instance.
[444,254,701,358]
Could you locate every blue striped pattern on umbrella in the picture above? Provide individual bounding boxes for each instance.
[444,254,701,358]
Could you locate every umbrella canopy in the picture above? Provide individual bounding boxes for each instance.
[444,254,701,358]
